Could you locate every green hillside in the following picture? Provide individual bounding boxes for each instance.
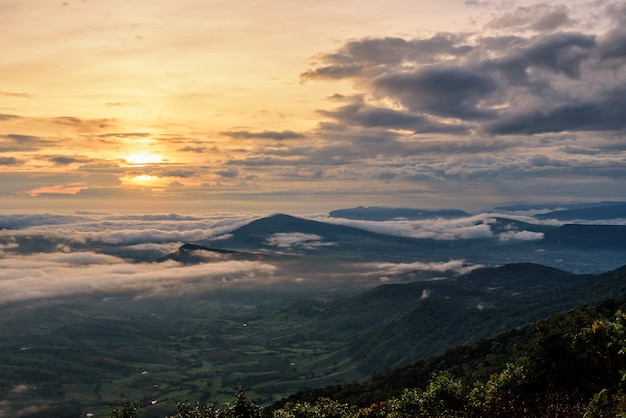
[267,296,626,417]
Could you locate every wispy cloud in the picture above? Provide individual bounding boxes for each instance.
[371,259,482,276]
[0,253,277,304]
[266,232,335,249]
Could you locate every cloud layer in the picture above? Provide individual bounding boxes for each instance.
[0,210,545,304]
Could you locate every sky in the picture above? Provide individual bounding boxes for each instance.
[1,0,626,214]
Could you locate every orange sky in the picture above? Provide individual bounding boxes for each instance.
[1,0,625,213]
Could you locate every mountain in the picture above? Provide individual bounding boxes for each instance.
[159,243,254,264]
[310,263,577,341]
[199,213,456,262]
[193,213,626,273]
[269,297,626,414]
[348,263,626,371]
[536,202,626,220]
[328,206,469,221]
[495,201,626,213]
[542,224,626,248]
[488,216,555,235]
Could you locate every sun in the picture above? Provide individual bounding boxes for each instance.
[122,174,170,189]
[131,175,159,183]
[124,152,163,165]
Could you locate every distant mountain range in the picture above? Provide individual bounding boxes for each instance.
[329,206,469,221]
[535,202,626,220]
[329,202,626,221]
[495,201,626,213]
[191,212,626,273]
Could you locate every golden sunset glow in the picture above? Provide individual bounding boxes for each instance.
[0,0,624,213]
[123,174,169,188]
[124,153,164,166]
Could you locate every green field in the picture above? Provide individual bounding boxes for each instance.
[0,294,366,418]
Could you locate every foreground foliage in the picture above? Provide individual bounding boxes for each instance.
[114,305,626,417]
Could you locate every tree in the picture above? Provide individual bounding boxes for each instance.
[109,400,140,418]
[222,384,262,418]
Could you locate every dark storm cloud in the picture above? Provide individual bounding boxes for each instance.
[222,130,306,140]
[304,20,625,137]
[599,28,626,61]
[484,32,597,81]
[486,87,626,134]
[373,66,497,120]
[317,100,469,133]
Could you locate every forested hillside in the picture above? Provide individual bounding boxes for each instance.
[114,297,626,417]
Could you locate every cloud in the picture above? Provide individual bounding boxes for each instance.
[216,168,239,178]
[0,252,278,304]
[0,157,18,165]
[315,214,498,240]
[47,155,92,165]
[0,212,257,249]
[0,213,86,229]
[318,100,468,133]
[0,91,31,98]
[498,230,544,241]
[178,146,206,153]
[305,23,624,139]
[222,130,306,140]
[301,34,472,81]
[486,5,575,32]
[266,232,333,249]
[370,259,483,275]
[0,113,21,121]
[301,64,363,81]
[162,169,198,178]
[485,88,626,134]
[599,28,626,61]
[373,66,498,120]
[0,133,49,151]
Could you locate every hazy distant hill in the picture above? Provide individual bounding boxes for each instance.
[542,224,626,248]
[329,206,469,221]
[495,201,626,212]
[536,202,626,220]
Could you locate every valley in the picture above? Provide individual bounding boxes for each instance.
[1,203,626,416]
